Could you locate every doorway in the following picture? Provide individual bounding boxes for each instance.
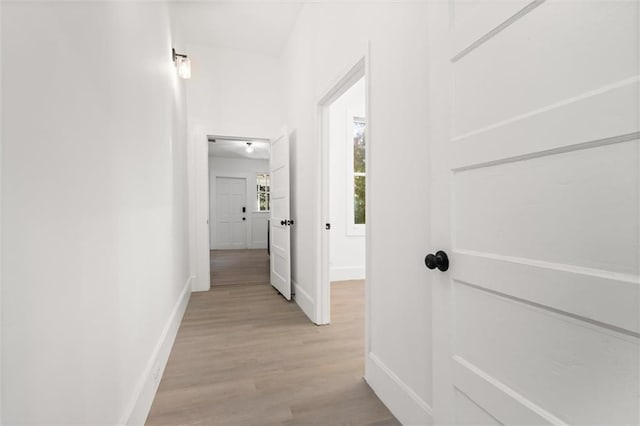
[318,56,369,328]
[207,136,272,287]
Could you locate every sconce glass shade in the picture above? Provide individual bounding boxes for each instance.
[245,143,254,154]
[176,56,191,79]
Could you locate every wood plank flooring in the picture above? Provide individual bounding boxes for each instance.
[146,251,398,425]
[211,249,270,286]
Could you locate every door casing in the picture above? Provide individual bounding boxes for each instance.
[316,46,371,349]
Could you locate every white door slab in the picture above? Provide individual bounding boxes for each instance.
[269,129,292,300]
[215,177,247,249]
[428,1,639,424]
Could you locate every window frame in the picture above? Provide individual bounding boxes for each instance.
[255,173,270,212]
[346,110,366,236]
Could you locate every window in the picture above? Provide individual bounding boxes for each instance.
[352,117,366,225]
[347,114,366,235]
[256,174,270,211]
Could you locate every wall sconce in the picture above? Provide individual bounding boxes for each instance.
[172,48,191,79]
[245,142,254,154]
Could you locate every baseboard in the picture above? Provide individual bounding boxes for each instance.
[365,352,433,425]
[214,245,249,250]
[120,276,193,426]
[292,280,316,324]
[249,241,267,249]
[330,266,365,282]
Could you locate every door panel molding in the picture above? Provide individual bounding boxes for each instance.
[451,0,545,62]
[453,356,564,426]
[453,250,640,335]
[451,77,640,171]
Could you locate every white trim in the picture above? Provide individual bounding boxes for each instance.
[362,47,373,369]
[330,266,366,282]
[317,99,331,325]
[196,133,271,287]
[249,242,268,249]
[366,353,433,426]
[453,356,566,425]
[207,134,270,143]
[120,276,193,426]
[317,47,370,328]
[191,128,211,292]
[214,244,248,250]
[292,280,317,324]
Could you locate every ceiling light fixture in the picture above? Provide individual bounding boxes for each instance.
[172,48,191,79]
[245,142,254,154]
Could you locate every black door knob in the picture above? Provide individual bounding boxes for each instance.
[287,220,294,226]
[425,250,449,272]
[280,220,286,225]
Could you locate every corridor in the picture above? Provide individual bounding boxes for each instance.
[3,2,638,424]
[146,250,397,425]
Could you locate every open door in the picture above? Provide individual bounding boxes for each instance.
[428,2,639,425]
[269,129,292,300]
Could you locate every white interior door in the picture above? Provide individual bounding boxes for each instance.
[428,1,639,425]
[215,177,247,249]
[269,129,292,300]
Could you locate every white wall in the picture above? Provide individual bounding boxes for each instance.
[1,2,190,424]
[281,3,432,424]
[329,78,366,282]
[187,43,284,139]
[209,156,270,250]
[185,43,283,291]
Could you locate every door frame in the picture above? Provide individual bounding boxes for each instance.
[190,132,271,292]
[315,46,371,346]
[211,175,249,250]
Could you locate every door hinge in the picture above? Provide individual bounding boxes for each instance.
[325,223,331,230]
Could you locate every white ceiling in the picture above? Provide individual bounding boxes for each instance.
[208,138,270,160]
[173,2,303,56]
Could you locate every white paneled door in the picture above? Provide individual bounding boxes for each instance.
[428,1,639,425]
[270,130,292,300]
[215,177,247,249]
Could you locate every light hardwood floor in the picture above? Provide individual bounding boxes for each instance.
[146,251,398,425]
[210,249,270,286]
